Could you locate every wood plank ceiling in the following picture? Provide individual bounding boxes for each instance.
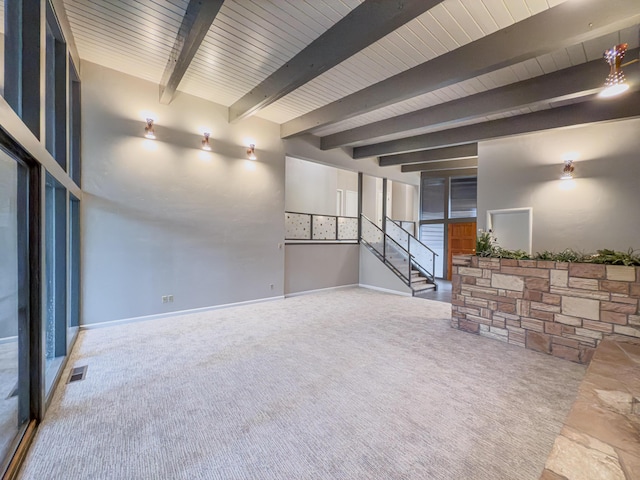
[62,0,640,170]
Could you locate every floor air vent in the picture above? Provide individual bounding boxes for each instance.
[68,365,88,383]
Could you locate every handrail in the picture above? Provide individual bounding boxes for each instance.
[361,215,409,255]
[286,210,359,220]
[361,215,411,281]
[361,213,385,235]
[385,216,438,256]
[361,214,436,290]
[361,214,418,266]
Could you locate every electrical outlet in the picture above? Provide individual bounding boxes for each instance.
[168,295,174,302]
[162,296,168,303]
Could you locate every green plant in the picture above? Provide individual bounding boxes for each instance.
[476,244,640,265]
[493,247,530,260]
[476,230,494,257]
[586,249,640,266]
[534,248,585,263]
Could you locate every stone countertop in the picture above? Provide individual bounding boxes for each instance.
[541,336,640,479]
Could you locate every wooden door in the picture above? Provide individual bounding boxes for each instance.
[447,222,476,280]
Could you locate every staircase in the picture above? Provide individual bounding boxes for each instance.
[360,214,437,295]
[410,268,434,293]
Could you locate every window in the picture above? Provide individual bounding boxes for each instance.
[69,195,80,334]
[449,177,477,219]
[419,173,477,279]
[0,148,31,468]
[420,224,445,278]
[45,4,67,168]
[45,173,67,393]
[69,59,81,186]
[420,177,445,220]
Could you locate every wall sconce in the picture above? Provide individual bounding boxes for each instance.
[247,144,257,160]
[201,132,212,151]
[144,118,156,139]
[560,160,575,180]
[600,43,630,98]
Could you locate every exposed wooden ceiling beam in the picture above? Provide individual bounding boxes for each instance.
[281,0,640,139]
[379,144,477,167]
[228,0,444,123]
[353,90,640,158]
[401,158,478,173]
[159,0,224,104]
[322,49,640,150]
[420,168,478,178]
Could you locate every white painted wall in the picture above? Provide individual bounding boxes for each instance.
[285,157,337,215]
[285,244,359,295]
[390,181,418,223]
[362,175,383,227]
[478,118,640,253]
[337,169,358,192]
[81,62,286,324]
[284,156,358,216]
[359,246,412,296]
[284,134,419,186]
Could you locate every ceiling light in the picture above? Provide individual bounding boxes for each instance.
[247,144,257,161]
[202,132,212,151]
[144,118,156,139]
[600,43,630,98]
[560,159,574,180]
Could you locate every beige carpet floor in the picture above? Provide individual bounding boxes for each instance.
[18,287,585,479]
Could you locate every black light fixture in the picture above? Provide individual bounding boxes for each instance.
[144,118,156,139]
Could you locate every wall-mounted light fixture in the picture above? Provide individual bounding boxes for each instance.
[144,118,156,139]
[201,132,212,151]
[560,152,578,180]
[560,160,574,180]
[600,43,631,98]
[247,144,257,160]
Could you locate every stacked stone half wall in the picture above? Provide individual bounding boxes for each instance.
[451,255,640,364]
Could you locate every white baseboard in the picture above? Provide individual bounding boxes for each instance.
[285,283,359,298]
[358,284,412,297]
[80,295,285,330]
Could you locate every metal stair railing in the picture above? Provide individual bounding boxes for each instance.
[384,216,437,284]
[361,214,411,285]
[360,214,437,291]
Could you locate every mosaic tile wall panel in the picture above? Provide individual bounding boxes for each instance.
[337,217,358,240]
[285,213,311,240]
[312,216,337,240]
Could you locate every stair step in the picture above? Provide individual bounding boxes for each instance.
[413,283,436,293]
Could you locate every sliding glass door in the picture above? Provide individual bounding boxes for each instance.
[0,148,31,471]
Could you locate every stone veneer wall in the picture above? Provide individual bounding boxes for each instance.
[451,255,640,364]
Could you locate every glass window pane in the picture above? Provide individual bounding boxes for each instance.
[0,149,30,462]
[69,61,81,186]
[45,173,67,394]
[69,196,80,332]
[420,177,445,220]
[450,176,477,219]
[45,6,67,169]
[420,224,444,278]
